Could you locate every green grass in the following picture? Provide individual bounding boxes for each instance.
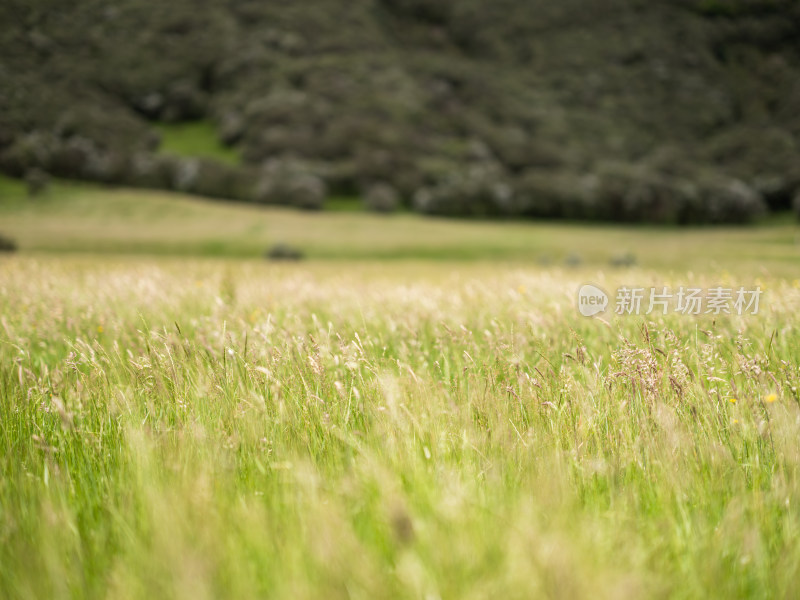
[1,255,799,598]
[1,184,800,597]
[153,121,241,165]
[325,195,367,212]
[0,173,28,203]
[1,182,799,275]
[0,180,800,599]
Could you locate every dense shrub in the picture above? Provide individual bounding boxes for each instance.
[413,164,515,217]
[351,144,426,195]
[217,111,245,146]
[688,178,766,224]
[81,150,130,184]
[48,137,97,179]
[0,133,60,177]
[363,183,400,213]
[170,159,201,193]
[1,134,130,185]
[125,154,177,189]
[255,160,327,210]
[515,167,767,224]
[514,171,589,219]
[189,161,259,201]
[54,105,153,153]
[751,174,800,212]
[24,168,50,196]
[378,0,454,25]
[483,126,565,172]
[587,165,695,223]
[158,80,208,123]
[703,128,800,202]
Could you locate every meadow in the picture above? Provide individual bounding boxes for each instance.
[1,176,799,273]
[1,184,800,598]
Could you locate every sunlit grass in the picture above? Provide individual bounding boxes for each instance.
[0,184,799,596]
[154,121,241,165]
[1,255,799,598]
[0,173,27,198]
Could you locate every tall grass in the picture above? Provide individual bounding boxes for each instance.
[1,257,799,598]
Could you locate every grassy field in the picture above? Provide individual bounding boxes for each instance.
[1,184,800,598]
[1,176,799,273]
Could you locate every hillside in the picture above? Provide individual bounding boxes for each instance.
[1,0,800,222]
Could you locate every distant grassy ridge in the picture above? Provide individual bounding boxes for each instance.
[0,179,798,274]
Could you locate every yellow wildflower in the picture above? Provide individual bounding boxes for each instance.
[765,393,777,403]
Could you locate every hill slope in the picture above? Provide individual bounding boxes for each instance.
[1,0,799,222]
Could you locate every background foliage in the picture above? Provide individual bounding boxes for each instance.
[1,0,799,222]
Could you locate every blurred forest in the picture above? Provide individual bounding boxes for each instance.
[1,0,799,223]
